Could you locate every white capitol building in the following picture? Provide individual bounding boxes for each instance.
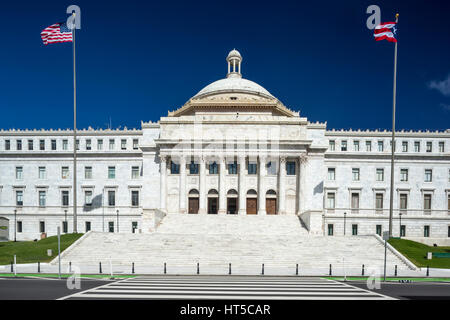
[0,49,449,244]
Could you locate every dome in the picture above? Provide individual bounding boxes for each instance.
[227,49,242,61]
[194,77,274,99]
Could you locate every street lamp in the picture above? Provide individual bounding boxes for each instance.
[399,212,402,238]
[343,212,347,236]
[14,209,17,242]
[116,209,119,233]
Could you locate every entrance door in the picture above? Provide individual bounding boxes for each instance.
[208,198,218,214]
[266,198,277,215]
[246,198,257,215]
[188,198,199,214]
[227,198,237,214]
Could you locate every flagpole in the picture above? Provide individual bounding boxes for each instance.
[72,13,78,234]
[388,13,399,238]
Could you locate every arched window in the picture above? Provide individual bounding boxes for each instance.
[247,189,257,195]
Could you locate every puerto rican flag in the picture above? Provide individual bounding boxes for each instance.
[374,22,397,43]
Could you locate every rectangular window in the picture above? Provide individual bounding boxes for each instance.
[327,193,335,209]
[16,190,23,206]
[132,221,138,233]
[62,190,69,207]
[131,190,139,207]
[108,190,115,206]
[378,141,384,152]
[28,140,33,150]
[39,191,46,207]
[16,140,22,151]
[352,168,360,181]
[121,139,127,150]
[424,225,430,237]
[366,141,372,152]
[109,139,115,150]
[189,161,199,174]
[62,139,68,150]
[400,169,408,182]
[17,221,22,233]
[328,168,335,180]
[40,140,45,150]
[351,193,359,211]
[402,141,408,152]
[329,140,335,151]
[439,141,444,152]
[61,166,69,179]
[62,221,68,234]
[131,166,140,179]
[400,194,408,211]
[375,193,383,212]
[353,140,360,151]
[5,140,10,150]
[266,161,277,175]
[170,161,180,174]
[85,166,92,179]
[414,141,420,152]
[376,168,384,181]
[328,224,334,236]
[341,140,347,151]
[286,161,296,175]
[248,163,257,175]
[51,139,56,150]
[86,139,91,150]
[97,139,103,150]
[424,194,432,212]
[352,224,358,236]
[227,162,237,175]
[425,169,432,182]
[426,141,432,152]
[400,225,406,237]
[85,190,93,206]
[85,221,91,232]
[38,166,46,179]
[39,221,45,233]
[108,221,114,233]
[133,139,139,150]
[16,167,23,180]
[108,166,116,179]
[76,139,79,150]
[376,225,382,236]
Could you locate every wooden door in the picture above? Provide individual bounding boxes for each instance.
[188,198,199,214]
[266,198,277,215]
[246,198,257,215]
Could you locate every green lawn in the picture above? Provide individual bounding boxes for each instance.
[388,238,450,268]
[0,233,83,265]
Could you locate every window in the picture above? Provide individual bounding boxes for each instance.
[328,168,335,180]
[85,221,91,232]
[266,161,277,175]
[131,166,140,179]
[39,191,46,207]
[170,161,180,174]
[414,141,420,152]
[15,167,23,180]
[400,225,406,237]
[132,221,138,233]
[17,221,22,233]
[424,194,432,212]
[85,166,92,179]
[327,193,335,209]
[402,141,408,152]
[121,139,127,150]
[189,161,199,174]
[375,193,383,212]
[76,139,79,150]
[108,190,115,206]
[28,140,33,150]
[131,190,139,207]
[39,221,45,233]
[353,140,360,151]
[366,141,372,152]
[62,221,68,233]
[108,166,116,179]
[16,190,23,206]
[38,167,46,179]
[376,225,382,236]
[51,139,56,150]
[40,139,45,150]
[86,139,91,150]
[378,141,384,152]
[227,162,236,175]
[328,224,334,236]
[109,139,115,150]
[16,140,22,150]
[84,191,92,206]
[62,139,68,150]
[352,224,358,236]
[400,169,408,182]
[424,169,432,182]
[329,140,335,151]
[5,140,10,150]
[62,166,69,179]
[352,168,360,181]
[341,140,347,151]
[351,193,359,211]
[108,221,114,233]
[439,141,445,152]
[248,162,257,175]
[424,225,430,237]
[400,194,408,211]
[133,139,139,150]
[286,161,296,175]
[97,139,103,150]
[376,168,384,181]
[426,141,432,152]
[62,190,69,207]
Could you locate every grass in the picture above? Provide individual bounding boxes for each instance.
[0,233,84,265]
[388,238,450,269]
[325,276,450,283]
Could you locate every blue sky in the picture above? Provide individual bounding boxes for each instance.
[1,0,449,131]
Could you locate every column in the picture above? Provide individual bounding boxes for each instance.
[159,154,167,212]
[278,156,286,215]
[218,156,226,214]
[296,155,304,216]
[258,156,266,215]
[179,156,187,214]
[238,156,246,215]
[198,156,206,214]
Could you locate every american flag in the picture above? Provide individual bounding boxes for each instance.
[41,22,73,45]
[374,22,397,43]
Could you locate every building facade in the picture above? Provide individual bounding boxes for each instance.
[1,50,449,241]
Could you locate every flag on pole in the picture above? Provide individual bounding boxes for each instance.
[41,22,73,45]
[374,22,397,42]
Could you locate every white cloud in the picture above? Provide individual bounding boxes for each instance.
[428,74,450,96]
[440,103,450,111]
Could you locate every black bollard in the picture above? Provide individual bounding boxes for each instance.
[164,262,166,274]
[362,264,365,276]
[296,264,299,276]
[262,263,264,275]
[329,264,332,276]
[395,265,398,277]
[197,262,200,275]
[132,262,135,274]
[229,263,231,275]
[426,265,429,277]
[69,262,72,273]
[99,262,102,274]
[38,262,40,273]
[10,261,13,273]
